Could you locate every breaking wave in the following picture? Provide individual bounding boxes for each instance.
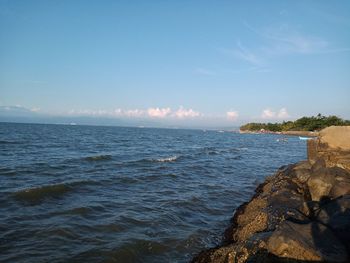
[154,156,179,162]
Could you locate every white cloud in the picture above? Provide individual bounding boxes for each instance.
[113,108,123,115]
[226,111,239,120]
[124,109,145,117]
[30,107,41,112]
[174,106,200,118]
[113,108,145,118]
[261,109,276,119]
[0,105,36,113]
[68,106,202,120]
[277,108,290,118]
[147,107,171,118]
[69,108,145,118]
[261,108,290,119]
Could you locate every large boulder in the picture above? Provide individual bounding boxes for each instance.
[316,195,350,249]
[319,126,350,150]
[307,167,336,201]
[307,160,350,201]
[267,220,348,262]
[308,126,350,170]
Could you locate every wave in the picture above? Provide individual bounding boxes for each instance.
[13,180,95,203]
[237,147,248,151]
[56,207,93,217]
[84,154,112,162]
[127,155,180,164]
[0,140,21,144]
[14,183,72,202]
[0,168,16,176]
[72,239,168,262]
[154,156,179,162]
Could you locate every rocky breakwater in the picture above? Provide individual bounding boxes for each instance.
[192,126,350,263]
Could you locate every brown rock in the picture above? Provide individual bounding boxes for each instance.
[233,211,268,242]
[319,126,350,151]
[330,167,350,198]
[267,220,348,262]
[293,168,311,184]
[307,167,336,201]
[307,139,318,164]
[191,245,235,263]
[293,160,312,170]
[307,126,350,170]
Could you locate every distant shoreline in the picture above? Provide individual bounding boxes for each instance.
[239,129,319,137]
[239,115,350,137]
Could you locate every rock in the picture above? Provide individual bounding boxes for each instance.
[311,158,327,173]
[316,195,350,249]
[267,189,309,226]
[293,160,312,170]
[307,138,318,164]
[308,126,350,170]
[191,245,235,263]
[267,220,348,262]
[307,164,350,201]
[293,168,311,183]
[307,167,336,201]
[226,197,268,243]
[319,126,350,151]
[234,211,268,242]
[330,167,350,198]
[192,127,350,263]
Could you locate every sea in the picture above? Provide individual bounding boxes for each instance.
[0,123,307,263]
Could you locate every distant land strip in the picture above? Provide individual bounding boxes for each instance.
[239,114,350,136]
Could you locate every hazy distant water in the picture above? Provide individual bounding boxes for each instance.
[0,123,307,262]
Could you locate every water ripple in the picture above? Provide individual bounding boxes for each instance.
[0,123,307,263]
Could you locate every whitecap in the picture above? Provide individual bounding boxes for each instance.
[237,147,248,151]
[155,156,179,162]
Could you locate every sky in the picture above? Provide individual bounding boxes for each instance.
[1,0,350,127]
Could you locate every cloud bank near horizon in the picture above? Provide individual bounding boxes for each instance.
[0,105,300,124]
[68,106,203,120]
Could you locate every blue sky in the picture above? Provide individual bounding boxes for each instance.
[1,0,350,126]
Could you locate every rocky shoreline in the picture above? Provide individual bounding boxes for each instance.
[192,126,350,263]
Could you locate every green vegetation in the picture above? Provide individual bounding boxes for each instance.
[240,114,350,132]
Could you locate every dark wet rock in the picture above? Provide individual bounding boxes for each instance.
[192,126,350,263]
[316,195,350,249]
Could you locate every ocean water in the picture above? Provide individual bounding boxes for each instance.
[0,123,307,262]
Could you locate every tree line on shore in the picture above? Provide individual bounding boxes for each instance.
[240,114,350,132]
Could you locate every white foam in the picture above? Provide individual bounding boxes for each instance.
[156,156,179,162]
